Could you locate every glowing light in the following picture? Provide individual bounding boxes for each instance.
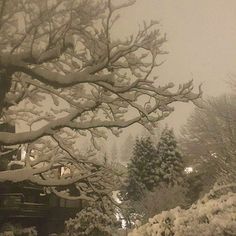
[184,166,193,174]
[211,152,218,158]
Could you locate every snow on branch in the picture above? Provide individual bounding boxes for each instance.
[0,0,202,202]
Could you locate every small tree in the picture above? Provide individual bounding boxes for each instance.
[157,127,184,185]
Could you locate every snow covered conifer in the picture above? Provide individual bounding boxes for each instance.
[157,127,184,185]
[127,137,161,199]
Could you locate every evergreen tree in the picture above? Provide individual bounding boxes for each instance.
[124,129,184,200]
[127,137,161,199]
[157,127,184,185]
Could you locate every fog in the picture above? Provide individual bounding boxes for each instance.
[113,0,236,131]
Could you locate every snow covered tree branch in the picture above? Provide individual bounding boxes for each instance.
[0,0,201,201]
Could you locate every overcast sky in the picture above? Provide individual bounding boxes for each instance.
[112,0,236,133]
[105,0,236,156]
[17,1,236,156]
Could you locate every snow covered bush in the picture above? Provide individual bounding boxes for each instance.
[131,184,188,222]
[0,224,37,236]
[129,186,236,236]
[17,227,37,236]
[65,200,117,236]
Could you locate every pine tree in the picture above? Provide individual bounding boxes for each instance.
[157,127,184,185]
[124,129,184,200]
[127,137,161,199]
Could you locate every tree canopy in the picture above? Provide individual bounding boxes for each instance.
[180,94,236,183]
[0,0,201,201]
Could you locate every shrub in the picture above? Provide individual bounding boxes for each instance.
[131,184,188,222]
[65,205,117,236]
[129,185,236,236]
[0,224,37,236]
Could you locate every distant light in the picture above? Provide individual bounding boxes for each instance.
[184,166,193,174]
[211,152,218,158]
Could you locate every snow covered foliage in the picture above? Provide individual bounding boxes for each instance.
[125,129,184,200]
[65,198,117,236]
[129,185,236,236]
[126,137,160,199]
[157,128,184,185]
[131,184,188,222]
[0,224,37,236]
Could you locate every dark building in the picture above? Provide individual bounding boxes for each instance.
[0,124,82,235]
[0,182,82,235]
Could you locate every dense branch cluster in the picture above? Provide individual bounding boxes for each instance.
[0,0,201,201]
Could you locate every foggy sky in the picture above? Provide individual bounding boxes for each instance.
[113,0,236,132]
[16,1,236,156]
